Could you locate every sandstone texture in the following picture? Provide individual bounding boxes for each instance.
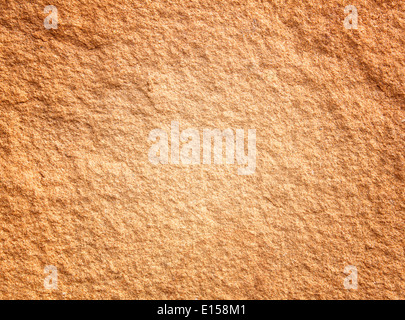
[0,0,404,299]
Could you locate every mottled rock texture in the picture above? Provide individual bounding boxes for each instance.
[0,0,404,299]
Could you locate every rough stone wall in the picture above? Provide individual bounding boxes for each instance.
[0,0,404,299]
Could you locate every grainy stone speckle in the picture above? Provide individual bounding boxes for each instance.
[0,0,404,299]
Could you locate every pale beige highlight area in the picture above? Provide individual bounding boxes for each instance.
[0,0,404,299]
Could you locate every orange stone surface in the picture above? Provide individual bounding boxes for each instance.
[0,0,404,299]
